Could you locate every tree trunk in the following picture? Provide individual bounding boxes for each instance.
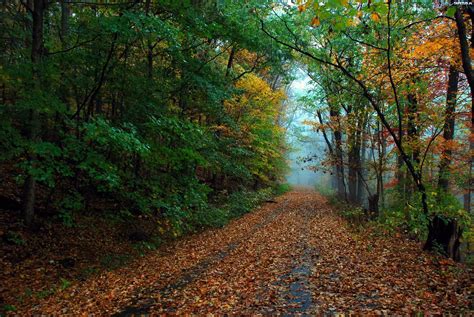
[438,65,459,191]
[455,7,474,214]
[60,0,70,43]
[316,110,338,192]
[345,105,358,204]
[368,194,379,218]
[225,46,235,78]
[396,154,406,198]
[377,120,386,209]
[357,135,366,205]
[406,92,419,196]
[357,113,368,204]
[347,146,358,204]
[330,107,346,201]
[23,0,45,226]
[424,65,462,261]
[425,217,462,261]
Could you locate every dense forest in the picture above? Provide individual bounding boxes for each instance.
[1,0,291,230]
[0,0,473,314]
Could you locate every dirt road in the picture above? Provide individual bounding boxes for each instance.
[26,190,472,315]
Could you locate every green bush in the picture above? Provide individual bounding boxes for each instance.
[55,192,84,227]
[189,206,230,229]
[4,231,26,246]
[380,187,471,239]
[162,187,276,234]
[228,188,273,218]
[340,206,366,224]
[133,236,163,256]
[274,183,291,196]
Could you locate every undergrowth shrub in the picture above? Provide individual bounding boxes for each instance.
[189,206,230,229]
[228,188,273,218]
[380,187,471,240]
[274,183,291,196]
[340,206,366,225]
[172,187,278,233]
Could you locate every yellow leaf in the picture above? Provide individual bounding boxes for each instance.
[371,12,380,22]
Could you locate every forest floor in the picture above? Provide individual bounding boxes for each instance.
[3,189,474,315]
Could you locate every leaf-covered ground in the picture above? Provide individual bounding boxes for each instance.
[13,189,474,314]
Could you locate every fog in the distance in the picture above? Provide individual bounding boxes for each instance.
[284,69,329,189]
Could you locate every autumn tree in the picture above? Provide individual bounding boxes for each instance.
[258,0,471,259]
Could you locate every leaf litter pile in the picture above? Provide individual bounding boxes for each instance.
[16,190,474,314]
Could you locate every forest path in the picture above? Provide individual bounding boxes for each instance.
[28,190,471,315]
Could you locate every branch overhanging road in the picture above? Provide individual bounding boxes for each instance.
[27,189,472,315]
